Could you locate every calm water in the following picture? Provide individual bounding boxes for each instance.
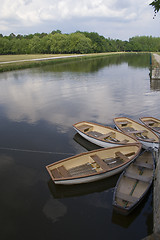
[0,53,159,240]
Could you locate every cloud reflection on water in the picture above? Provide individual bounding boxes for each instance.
[0,58,159,135]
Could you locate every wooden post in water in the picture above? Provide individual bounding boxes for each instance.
[150,53,160,80]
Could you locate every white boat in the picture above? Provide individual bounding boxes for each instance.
[113,150,155,215]
[73,121,139,148]
[114,117,159,151]
[46,144,141,185]
[140,117,160,137]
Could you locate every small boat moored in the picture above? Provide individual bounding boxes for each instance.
[46,144,141,185]
[73,121,139,148]
[114,117,159,151]
[113,150,155,215]
[140,117,160,137]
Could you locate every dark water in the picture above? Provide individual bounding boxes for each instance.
[0,53,159,240]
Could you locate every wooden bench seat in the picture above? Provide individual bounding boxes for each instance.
[116,121,130,126]
[119,139,129,144]
[51,166,71,178]
[98,132,115,140]
[90,154,110,170]
[125,152,136,157]
[78,124,92,132]
[137,136,156,142]
[57,166,71,178]
[115,151,129,162]
[144,120,157,125]
[116,191,138,203]
[124,172,152,183]
[87,131,103,138]
[129,130,148,134]
[51,168,62,178]
[134,161,153,169]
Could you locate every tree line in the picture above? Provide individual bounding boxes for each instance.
[0,30,160,55]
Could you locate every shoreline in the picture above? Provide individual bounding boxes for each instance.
[0,52,129,72]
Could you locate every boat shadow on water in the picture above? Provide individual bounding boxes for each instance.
[48,174,119,199]
[73,133,101,151]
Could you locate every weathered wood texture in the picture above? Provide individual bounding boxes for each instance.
[151,54,160,80]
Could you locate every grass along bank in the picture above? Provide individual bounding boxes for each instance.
[0,53,125,72]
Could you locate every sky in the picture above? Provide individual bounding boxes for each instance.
[0,0,159,40]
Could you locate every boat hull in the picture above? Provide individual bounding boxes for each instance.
[114,117,159,152]
[46,144,142,185]
[74,127,120,148]
[73,121,138,148]
[53,160,135,185]
[112,150,155,215]
[115,125,159,151]
[140,117,160,138]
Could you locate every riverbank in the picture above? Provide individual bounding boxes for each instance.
[0,52,126,72]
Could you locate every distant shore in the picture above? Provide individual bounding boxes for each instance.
[0,52,126,72]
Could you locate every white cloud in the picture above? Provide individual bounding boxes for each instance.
[0,0,159,40]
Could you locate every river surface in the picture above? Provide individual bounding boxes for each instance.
[0,53,159,240]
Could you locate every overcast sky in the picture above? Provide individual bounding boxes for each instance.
[0,0,159,40]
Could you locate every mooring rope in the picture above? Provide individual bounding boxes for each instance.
[0,147,74,156]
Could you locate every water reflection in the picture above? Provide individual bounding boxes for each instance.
[48,175,119,199]
[150,79,160,91]
[42,53,150,73]
[0,53,157,133]
[0,53,158,240]
[112,189,153,228]
[73,133,100,151]
[43,197,67,223]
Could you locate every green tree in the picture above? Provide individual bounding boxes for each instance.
[150,0,160,16]
[0,37,11,54]
[28,36,42,53]
[49,33,69,53]
[67,33,92,54]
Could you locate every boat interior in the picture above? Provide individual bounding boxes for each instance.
[141,118,160,132]
[114,151,154,209]
[48,146,139,180]
[75,122,135,143]
[115,119,157,141]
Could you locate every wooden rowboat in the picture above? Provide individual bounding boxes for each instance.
[46,144,141,185]
[73,121,139,148]
[114,117,159,151]
[140,117,160,137]
[112,150,155,215]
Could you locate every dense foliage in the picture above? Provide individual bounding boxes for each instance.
[0,31,160,55]
[150,0,160,15]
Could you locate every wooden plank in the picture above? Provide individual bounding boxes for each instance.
[137,136,156,141]
[116,191,138,203]
[119,139,129,143]
[57,166,71,178]
[115,151,129,162]
[134,161,153,169]
[129,130,148,134]
[116,121,130,125]
[98,132,115,140]
[51,168,62,178]
[144,120,156,125]
[78,124,92,132]
[124,172,152,183]
[125,152,135,157]
[90,154,110,170]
